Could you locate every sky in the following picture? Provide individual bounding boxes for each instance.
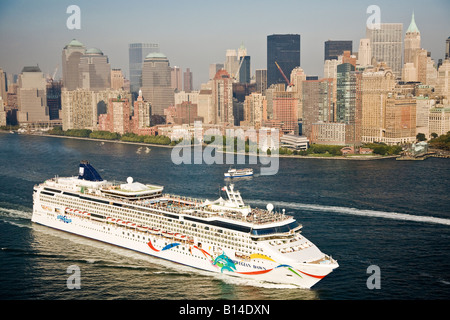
[1,0,449,89]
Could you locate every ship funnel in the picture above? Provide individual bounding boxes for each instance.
[78,160,103,181]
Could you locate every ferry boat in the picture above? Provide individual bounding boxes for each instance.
[224,168,253,178]
[31,161,338,288]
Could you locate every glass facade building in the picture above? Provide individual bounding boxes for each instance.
[267,34,301,88]
[128,43,159,94]
[324,40,352,61]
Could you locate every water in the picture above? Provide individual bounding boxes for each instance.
[0,133,449,300]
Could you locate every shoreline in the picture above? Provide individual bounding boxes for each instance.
[4,130,398,160]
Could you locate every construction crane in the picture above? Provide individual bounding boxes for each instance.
[274,61,293,88]
[51,64,59,81]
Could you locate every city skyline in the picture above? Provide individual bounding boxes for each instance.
[0,0,449,90]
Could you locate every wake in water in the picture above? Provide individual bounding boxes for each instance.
[248,199,450,226]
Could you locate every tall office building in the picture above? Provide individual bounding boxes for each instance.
[289,67,307,120]
[212,69,233,125]
[360,63,396,143]
[255,69,267,95]
[171,66,182,91]
[243,92,266,127]
[267,34,301,88]
[366,23,403,78]
[62,39,86,90]
[0,68,7,103]
[324,40,352,61]
[302,78,334,139]
[141,52,175,116]
[47,80,62,120]
[357,39,372,67]
[225,49,239,79]
[336,63,356,124]
[209,63,224,80]
[128,43,159,94]
[79,48,111,91]
[184,68,193,92]
[111,69,125,90]
[404,12,421,65]
[17,66,48,123]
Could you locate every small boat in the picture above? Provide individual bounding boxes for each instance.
[224,168,253,178]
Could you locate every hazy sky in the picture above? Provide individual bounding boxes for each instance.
[1,0,449,89]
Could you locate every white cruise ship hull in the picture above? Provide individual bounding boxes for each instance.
[32,204,336,288]
[31,161,338,288]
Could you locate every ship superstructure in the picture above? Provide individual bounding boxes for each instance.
[32,161,338,288]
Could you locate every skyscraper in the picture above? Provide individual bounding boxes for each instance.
[404,12,421,65]
[184,68,193,92]
[255,69,267,95]
[324,40,352,61]
[212,69,233,125]
[17,66,48,123]
[79,48,111,91]
[366,23,403,78]
[171,66,182,91]
[357,39,372,67]
[267,34,301,88]
[62,39,86,90]
[141,52,174,115]
[128,43,159,94]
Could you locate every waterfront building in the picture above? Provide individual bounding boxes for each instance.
[336,63,356,124]
[324,40,352,61]
[212,69,233,125]
[98,97,131,134]
[366,23,403,78]
[280,134,309,150]
[324,59,339,108]
[79,48,111,91]
[62,39,86,90]
[415,97,435,138]
[384,93,416,144]
[111,69,125,91]
[360,63,396,143]
[302,78,334,139]
[141,52,175,116]
[0,96,5,126]
[429,104,450,136]
[184,68,193,92]
[61,88,131,131]
[17,66,49,123]
[128,43,160,94]
[267,34,301,88]
[133,90,152,131]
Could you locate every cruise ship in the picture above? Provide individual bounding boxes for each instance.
[32,161,338,288]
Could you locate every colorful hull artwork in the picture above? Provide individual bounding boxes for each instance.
[146,239,324,280]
